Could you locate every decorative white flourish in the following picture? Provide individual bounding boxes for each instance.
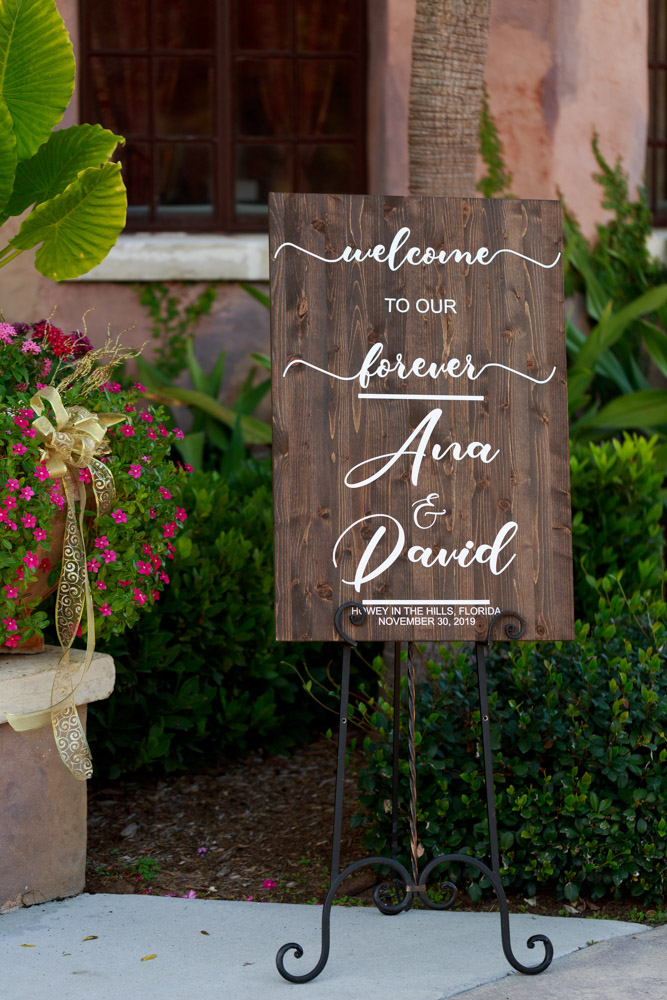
[274,226,561,271]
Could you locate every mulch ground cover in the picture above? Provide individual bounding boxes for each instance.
[85,737,665,925]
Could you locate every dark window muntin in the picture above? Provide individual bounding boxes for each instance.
[648,0,667,225]
[79,0,367,233]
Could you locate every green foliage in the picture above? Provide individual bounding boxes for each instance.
[0,0,126,279]
[136,343,271,472]
[354,587,667,904]
[88,460,324,777]
[564,138,667,472]
[476,86,513,199]
[570,435,665,620]
[137,283,217,379]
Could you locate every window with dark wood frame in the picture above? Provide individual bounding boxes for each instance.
[79,0,367,232]
[648,0,667,225]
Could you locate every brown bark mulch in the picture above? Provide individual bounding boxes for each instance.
[85,737,665,925]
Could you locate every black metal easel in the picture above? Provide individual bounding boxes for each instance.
[276,604,554,983]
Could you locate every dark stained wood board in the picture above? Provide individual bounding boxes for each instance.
[270,193,574,643]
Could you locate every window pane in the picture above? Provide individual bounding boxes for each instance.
[235,144,291,217]
[87,2,148,51]
[296,0,355,52]
[298,60,356,135]
[121,142,152,217]
[155,59,214,136]
[88,57,149,134]
[234,0,290,50]
[298,143,357,193]
[234,60,293,136]
[154,1,216,50]
[157,144,214,215]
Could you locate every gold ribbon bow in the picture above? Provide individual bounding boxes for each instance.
[6,387,125,780]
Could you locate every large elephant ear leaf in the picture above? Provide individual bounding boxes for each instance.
[0,124,125,224]
[0,96,17,213]
[10,161,127,281]
[0,0,75,161]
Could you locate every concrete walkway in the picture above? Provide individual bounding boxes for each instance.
[1,893,662,1000]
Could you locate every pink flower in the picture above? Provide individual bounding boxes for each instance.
[243,895,254,902]
[21,339,41,354]
[94,536,109,549]
[184,464,194,473]
[78,468,92,484]
[140,412,153,423]
[133,382,146,391]
[142,543,152,556]
[147,429,158,440]
[158,487,172,500]
[124,404,135,413]
[3,495,17,509]
[39,557,50,574]
[14,568,23,581]
[4,636,20,648]
[128,464,142,479]
[159,571,169,584]
[159,424,168,437]
[175,507,187,523]
[12,443,27,456]
[100,603,112,616]
[23,551,39,570]
[133,588,147,606]
[20,487,34,500]
[119,580,131,588]
[22,428,36,438]
[95,580,107,590]
[162,522,176,538]
[14,416,28,429]
[4,585,18,599]
[197,847,208,855]
[2,618,18,632]
[21,514,36,528]
[136,561,152,576]
[34,464,50,481]
[181,890,197,899]
[87,559,101,573]
[120,424,135,437]
[111,508,127,524]
[149,508,156,519]
[5,478,20,492]
[33,528,48,541]
[151,589,160,601]
[40,358,52,377]
[174,428,184,440]
[101,381,121,393]
[103,549,117,564]
[6,520,17,531]
[0,322,16,343]
[166,543,175,559]
[262,879,278,890]
[151,554,161,570]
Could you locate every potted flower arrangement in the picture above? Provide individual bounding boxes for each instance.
[0,317,189,777]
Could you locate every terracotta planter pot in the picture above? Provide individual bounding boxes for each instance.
[6,510,67,655]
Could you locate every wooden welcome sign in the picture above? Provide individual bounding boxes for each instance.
[270,194,574,643]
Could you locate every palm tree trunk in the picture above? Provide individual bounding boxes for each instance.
[409,0,492,197]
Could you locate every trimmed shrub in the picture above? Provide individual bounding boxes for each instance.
[354,585,667,903]
[570,434,664,619]
[89,460,325,777]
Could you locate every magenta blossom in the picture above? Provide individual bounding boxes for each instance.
[34,465,50,482]
[20,487,34,500]
[94,536,109,549]
[103,549,117,564]
[21,340,41,354]
[4,585,18,599]
[87,559,101,573]
[100,603,112,616]
[262,879,278,890]
[79,468,92,484]
[128,464,142,479]
[2,618,18,632]
[4,478,20,492]
[111,508,127,524]
[23,552,39,570]
[136,561,152,576]
[133,588,147,605]
[33,527,48,541]
[120,424,135,437]
[4,636,20,648]
[12,443,27,456]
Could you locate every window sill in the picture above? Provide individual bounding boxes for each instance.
[74,232,270,282]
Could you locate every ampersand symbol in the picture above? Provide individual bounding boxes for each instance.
[412,493,447,530]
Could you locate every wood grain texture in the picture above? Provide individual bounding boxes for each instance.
[270,193,574,643]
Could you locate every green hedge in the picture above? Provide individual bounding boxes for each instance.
[570,434,664,619]
[88,460,326,777]
[354,586,667,903]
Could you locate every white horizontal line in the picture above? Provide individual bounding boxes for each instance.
[358,393,484,401]
[362,599,490,606]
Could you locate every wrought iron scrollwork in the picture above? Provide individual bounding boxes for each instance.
[334,601,367,644]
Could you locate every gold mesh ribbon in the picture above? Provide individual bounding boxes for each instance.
[5,387,125,780]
